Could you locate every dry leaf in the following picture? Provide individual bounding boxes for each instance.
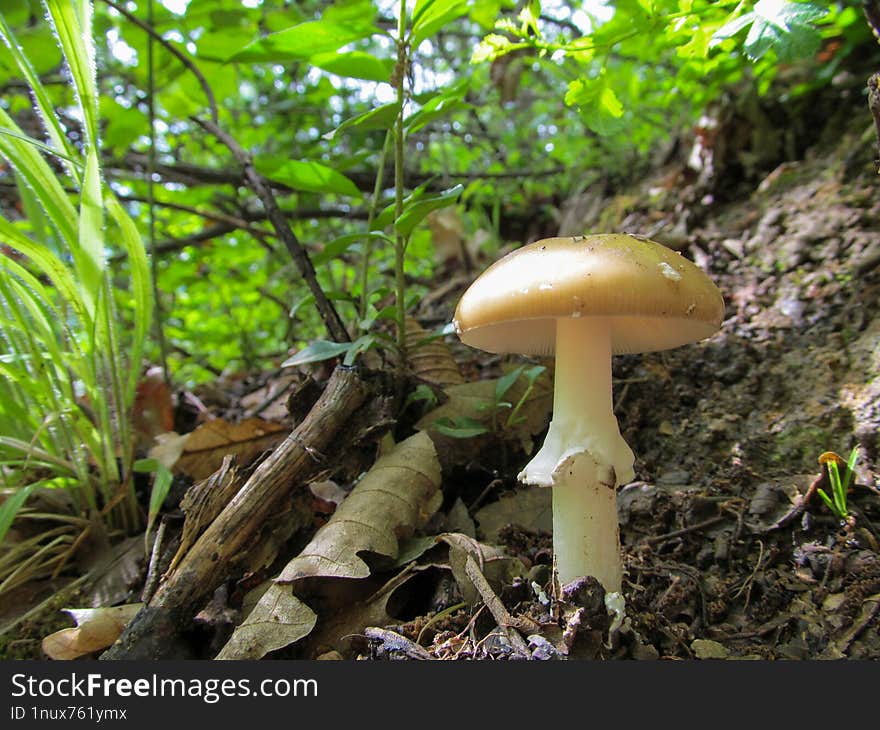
[442,497,476,538]
[175,417,288,481]
[217,432,442,659]
[278,431,442,582]
[405,316,464,387]
[148,431,189,471]
[215,584,316,660]
[42,604,143,660]
[133,367,174,451]
[240,374,299,420]
[473,488,552,541]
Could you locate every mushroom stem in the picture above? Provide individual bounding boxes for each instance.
[518,316,635,590]
[552,452,623,590]
[519,317,634,488]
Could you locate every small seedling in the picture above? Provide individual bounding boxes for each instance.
[816,447,859,523]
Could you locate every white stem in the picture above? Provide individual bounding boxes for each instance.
[518,318,634,487]
[552,452,623,590]
[518,317,634,592]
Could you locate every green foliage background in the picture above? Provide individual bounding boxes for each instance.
[0,0,874,390]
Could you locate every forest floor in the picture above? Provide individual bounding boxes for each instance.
[2,64,879,662]
[391,67,880,661]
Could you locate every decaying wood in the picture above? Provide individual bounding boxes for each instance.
[101,366,369,660]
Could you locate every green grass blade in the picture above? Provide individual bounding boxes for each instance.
[0,12,80,183]
[107,196,153,397]
[44,0,98,148]
[0,107,78,248]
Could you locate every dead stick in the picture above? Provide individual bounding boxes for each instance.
[464,555,540,639]
[193,116,351,344]
[102,366,368,660]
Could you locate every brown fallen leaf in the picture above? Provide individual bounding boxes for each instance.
[216,431,442,660]
[133,367,175,452]
[473,488,552,541]
[42,604,143,660]
[405,316,464,387]
[278,431,442,582]
[175,417,288,481]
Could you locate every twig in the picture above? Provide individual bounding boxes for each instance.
[193,116,351,344]
[759,471,825,533]
[643,514,726,545]
[140,517,167,604]
[464,554,540,647]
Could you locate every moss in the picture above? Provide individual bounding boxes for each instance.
[769,417,854,469]
[0,583,85,660]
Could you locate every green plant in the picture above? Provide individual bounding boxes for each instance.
[0,1,153,595]
[432,363,546,439]
[817,447,859,523]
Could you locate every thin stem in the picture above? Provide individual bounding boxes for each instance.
[147,0,169,384]
[394,3,409,374]
[359,129,393,323]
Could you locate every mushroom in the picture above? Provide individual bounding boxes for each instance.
[453,234,724,593]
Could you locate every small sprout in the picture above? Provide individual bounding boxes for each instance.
[816,447,859,524]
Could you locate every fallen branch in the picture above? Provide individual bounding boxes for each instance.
[101,366,369,660]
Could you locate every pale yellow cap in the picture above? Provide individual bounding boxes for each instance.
[453,234,724,356]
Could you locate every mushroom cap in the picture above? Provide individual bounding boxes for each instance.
[453,234,724,356]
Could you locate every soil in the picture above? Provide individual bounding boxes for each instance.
[3,58,879,662]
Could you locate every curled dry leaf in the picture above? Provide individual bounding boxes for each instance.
[216,431,441,660]
[175,417,288,481]
[278,431,442,582]
[405,316,464,387]
[42,604,143,660]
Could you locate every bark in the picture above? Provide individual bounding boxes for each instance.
[101,366,369,660]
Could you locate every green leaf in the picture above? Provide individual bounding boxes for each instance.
[411,0,469,46]
[405,83,471,134]
[231,20,377,62]
[312,231,393,266]
[323,102,400,141]
[711,1,827,62]
[470,0,503,29]
[45,0,99,148]
[495,365,525,402]
[564,77,626,136]
[75,147,105,318]
[311,51,392,82]
[282,340,354,367]
[395,184,463,237]
[431,416,491,439]
[0,483,34,545]
[134,458,174,538]
[256,158,361,197]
